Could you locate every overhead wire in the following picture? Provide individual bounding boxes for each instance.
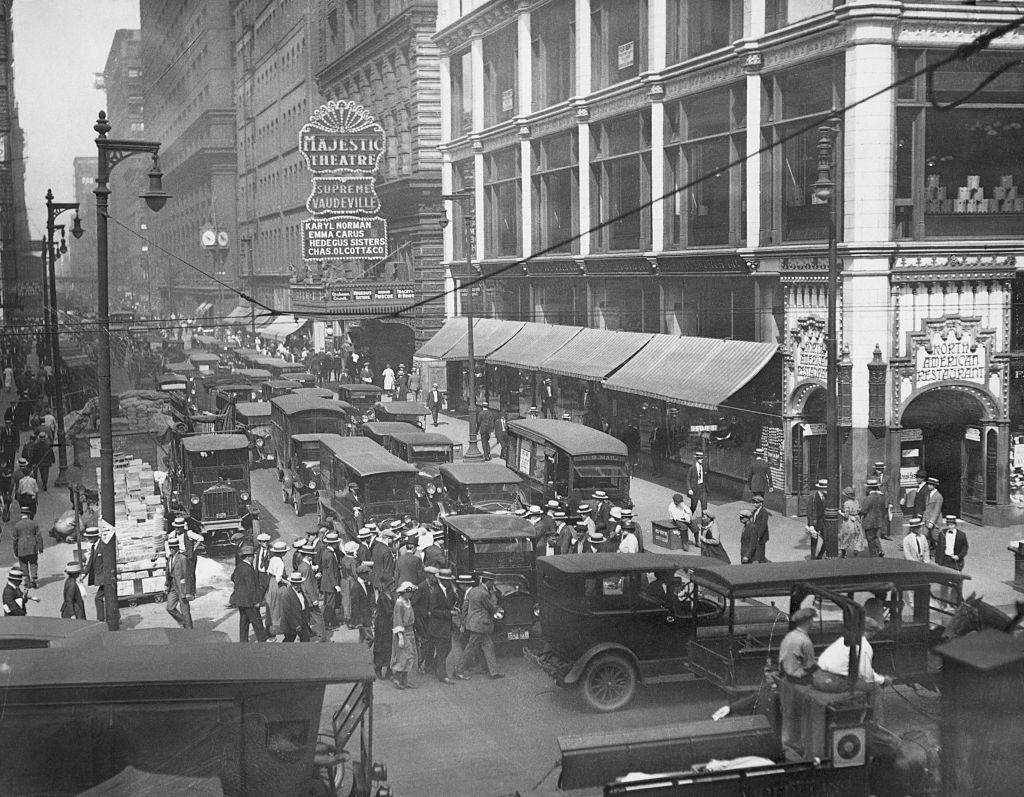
[381,13,1024,320]
[23,14,1024,337]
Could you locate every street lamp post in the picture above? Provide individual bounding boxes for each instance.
[93,111,168,532]
[440,192,483,462]
[811,114,842,557]
[46,189,84,488]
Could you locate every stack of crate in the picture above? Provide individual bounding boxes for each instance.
[114,513,168,599]
[98,458,157,524]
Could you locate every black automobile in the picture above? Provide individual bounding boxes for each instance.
[436,461,523,516]
[535,552,714,712]
[282,433,324,516]
[233,401,274,468]
[442,514,545,646]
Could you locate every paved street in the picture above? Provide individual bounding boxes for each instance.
[0,408,1005,795]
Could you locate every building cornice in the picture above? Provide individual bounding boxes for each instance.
[434,0,517,53]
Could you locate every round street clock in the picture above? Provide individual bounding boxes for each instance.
[217,230,229,248]
[201,228,216,247]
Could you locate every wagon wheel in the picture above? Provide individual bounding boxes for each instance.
[127,598,139,608]
[581,653,637,712]
[155,592,166,603]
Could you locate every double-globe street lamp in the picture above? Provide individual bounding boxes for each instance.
[93,111,169,534]
[811,113,843,556]
[44,189,84,487]
[439,192,483,462]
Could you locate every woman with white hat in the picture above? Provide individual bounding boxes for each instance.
[60,561,86,619]
[391,581,419,689]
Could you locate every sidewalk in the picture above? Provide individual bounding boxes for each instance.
[435,413,1024,611]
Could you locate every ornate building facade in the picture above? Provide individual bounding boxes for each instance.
[434,0,1024,525]
[140,0,238,321]
[309,0,444,367]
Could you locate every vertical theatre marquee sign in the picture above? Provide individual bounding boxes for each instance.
[300,101,388,261]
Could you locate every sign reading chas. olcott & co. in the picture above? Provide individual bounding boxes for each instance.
[299,101,388,262]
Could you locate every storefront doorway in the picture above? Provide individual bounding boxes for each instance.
[791,386,827,513]
[901,387,988,523]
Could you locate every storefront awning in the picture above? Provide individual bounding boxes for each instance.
[223,305,254,325]
[487,322,584,369]
[603,335,778,410]
[259,315,308,343]
[442,319,525,360]
[538,328,654,381]
[191,301,212,318]
[415,317,470,359]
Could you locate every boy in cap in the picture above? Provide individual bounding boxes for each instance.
[60,561,86,619]
[230,544,269,642]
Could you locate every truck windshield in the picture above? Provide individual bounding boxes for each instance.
[466,482,518,502]
[192,465,246,484]
[573,463,628,492]
[410,445,451,463]
[363,473,412,503]
[472,539,533,571]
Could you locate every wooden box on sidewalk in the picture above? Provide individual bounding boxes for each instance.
[652,519,685,550]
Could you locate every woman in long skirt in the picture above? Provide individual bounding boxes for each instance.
[699,510,731,563]
[390,581,419,689]
[838,487,867,557]
[373,582,396,680]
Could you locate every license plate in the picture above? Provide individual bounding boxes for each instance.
[507,629,529,640]
[216,512,227,519]
[267,454,275,460]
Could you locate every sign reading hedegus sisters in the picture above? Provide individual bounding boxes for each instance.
[300,101,387,262]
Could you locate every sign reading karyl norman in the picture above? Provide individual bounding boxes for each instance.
[300,101,387,262]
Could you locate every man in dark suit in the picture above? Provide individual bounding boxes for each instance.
[686,451,709,514]
[540,378,556,419]
[746,448,773,498]
[426,383,443,427]
[319,531,343,631]
[806,478,827,560]
[165,538,194,629]
[477,401,495,460]
[370,529,397,591]
[85,526,119,630]
[279,572,312,642]
[588,492,609,535]
[453,571,504,680]
[869,462,893,539]
[935,516,969,571]
[416,567,457,684]
[746,495,770,563]
[859,479,887,558]
[59,561,86,619]
[349,562,376,643]
[231,544,268,642]
[296,542,324,642]
[912,470,930,520]
[537,500,559,540]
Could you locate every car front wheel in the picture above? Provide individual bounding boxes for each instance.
[294,496,304,517]
[581,653,636,712]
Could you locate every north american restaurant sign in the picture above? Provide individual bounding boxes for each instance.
[300,101,387,262]
[915,330,987,386]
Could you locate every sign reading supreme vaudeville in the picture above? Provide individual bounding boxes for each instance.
[299,100,387,264]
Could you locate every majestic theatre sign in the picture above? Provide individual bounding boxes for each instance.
[299,101,388,263]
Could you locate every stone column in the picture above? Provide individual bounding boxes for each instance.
[742,0,765,248]
[439,55,452,143]
[649,86,665,254]
[574,0,591,256]
[518,4,533,257]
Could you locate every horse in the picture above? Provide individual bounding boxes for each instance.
[942,592,1024,641]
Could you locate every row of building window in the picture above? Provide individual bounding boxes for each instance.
[450,52,1024,259]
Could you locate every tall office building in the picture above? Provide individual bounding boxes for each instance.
[140,0,238,321]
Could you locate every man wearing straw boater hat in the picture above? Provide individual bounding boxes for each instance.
[165,537,194,629]
[2,566,29,616]
[416,566,458,684]
[60,561,86,619]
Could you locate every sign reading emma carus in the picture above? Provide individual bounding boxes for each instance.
[300,100,387,262]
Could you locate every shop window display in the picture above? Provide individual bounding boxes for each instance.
[896,50,1024,239]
